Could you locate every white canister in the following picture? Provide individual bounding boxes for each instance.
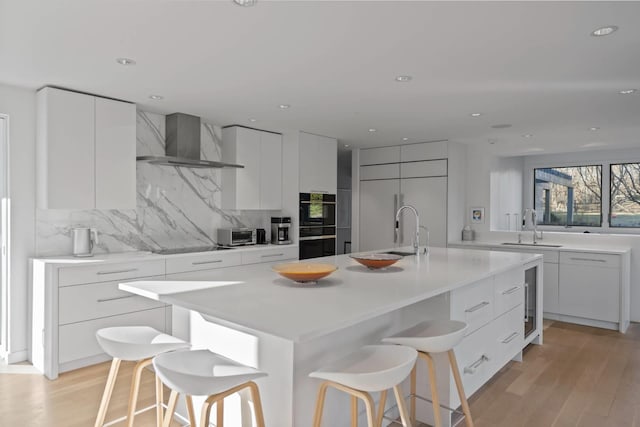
[462,226,475,241]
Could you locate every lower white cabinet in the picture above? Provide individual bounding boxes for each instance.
[449,266,529,411]
[559,262,620,322]
[543,262,560,314]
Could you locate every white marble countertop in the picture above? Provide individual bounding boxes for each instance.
[120,247,541,343]
[448,240,631,255]
[30,244,298,267]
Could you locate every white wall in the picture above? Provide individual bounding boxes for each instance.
[447,142,468,243]
[0,83,36,362]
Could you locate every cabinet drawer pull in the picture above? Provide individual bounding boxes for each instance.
[501,286,521,295]
[465,301,490,313]
[261,253,284,258]
[464,354,490,374]
[97,295,136,303]
[96,268,139,276]
[501,332,519,344]
[569,257,606,263]
[192,259,223,266]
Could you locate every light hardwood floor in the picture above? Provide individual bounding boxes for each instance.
[2,321,640,426]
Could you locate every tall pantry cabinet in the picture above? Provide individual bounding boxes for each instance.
[358,141,448,252]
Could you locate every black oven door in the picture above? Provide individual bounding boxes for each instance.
[300,193,336,226]
[299,237,336,260]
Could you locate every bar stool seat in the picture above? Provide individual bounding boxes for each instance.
[94,326,190,427]
[153,349,267,427]
[383,320,474,427]
[309,345,417,427]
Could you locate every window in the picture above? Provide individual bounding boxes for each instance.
[610,163,640,228]
[534,166,602,227]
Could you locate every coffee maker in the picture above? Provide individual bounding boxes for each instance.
[271,217,292,245]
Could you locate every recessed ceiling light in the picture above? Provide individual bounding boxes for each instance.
[619,89,637,95]
[148,95,163,100]
[249,118,257,122]
[344,144,350,148]
[278,104,290,109]
[488,138,497,145]
[491,124,512,129]
[233,0,257,6]
[395,75,412,82]
[591,26,618,37]
[402,137,409,141]
[522,134,533,138]
[368,128,377,133]
[115,57,136,66]
[470,113,483,117]
[589,127,600,131]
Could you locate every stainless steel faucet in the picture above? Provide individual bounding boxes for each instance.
[395,205,423,255]
[524,208,543,244]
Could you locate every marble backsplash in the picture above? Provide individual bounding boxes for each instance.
[35,111,276,256]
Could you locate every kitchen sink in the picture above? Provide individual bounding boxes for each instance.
[383,250,416,256]
[501,242,562,248]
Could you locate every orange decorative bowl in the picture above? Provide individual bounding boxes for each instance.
[272,263,338,283]
[350,253,402,269]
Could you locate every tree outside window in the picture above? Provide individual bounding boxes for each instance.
[534,166,602,227]
[610,163,640,228]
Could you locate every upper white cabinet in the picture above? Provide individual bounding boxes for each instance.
[222,126,282,210]
[400,141,447,162]
[37,87,136,209]
[360,146,400,166]
[299,132,337,194]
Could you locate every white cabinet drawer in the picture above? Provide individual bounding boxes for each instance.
[560,251,620,268]
[360,164,400,180]
[491,304,524,373]
[58,307,166,365]
[452,321,494,403]
[451,277,494,335]
[493,268,524,317]
[58,260,165,287]
[360,146,400,165]
[165,252,242,275]
[59,276,166,325]
[400,160,447,178]
[242,247,298,265]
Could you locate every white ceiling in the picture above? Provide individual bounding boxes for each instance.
[1,1,639,156]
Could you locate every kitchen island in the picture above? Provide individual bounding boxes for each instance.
[121,247,543,427]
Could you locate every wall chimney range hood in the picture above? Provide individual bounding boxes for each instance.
[136,113,244,169]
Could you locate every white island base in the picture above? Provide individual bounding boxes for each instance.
[121,248,543,427]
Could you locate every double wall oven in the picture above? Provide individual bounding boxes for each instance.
[299,193,337,260]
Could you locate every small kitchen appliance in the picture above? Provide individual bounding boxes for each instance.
[271,217,292,245]
[217,228,257,246]
[72,227,99,257]
[256,228,267,245]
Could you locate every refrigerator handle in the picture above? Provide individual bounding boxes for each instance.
[393,194,398,243]
[399,194,404,243]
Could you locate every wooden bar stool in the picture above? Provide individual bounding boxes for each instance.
[94,326,190,427]
[153,349,267,427]
[309,345,417,427]
[383,320,474,427]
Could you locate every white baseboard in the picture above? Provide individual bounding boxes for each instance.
[544,312,618,331]
[4,349,28,364]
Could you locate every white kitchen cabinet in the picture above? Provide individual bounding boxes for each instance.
[359,179,400,251]
[543,262,560,314]
[94,97,137,209]
[222,126,282,210]
[400,141,448,162]
[36,87,136,209]
[299,132,337,194]
[399,177,448,248]
[559,253,620,323]
[359,146,400,166]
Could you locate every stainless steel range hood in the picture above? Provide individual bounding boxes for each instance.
[136,113,244,169]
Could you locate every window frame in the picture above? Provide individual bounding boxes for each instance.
[609,162,640,229]
[533,164,603,228]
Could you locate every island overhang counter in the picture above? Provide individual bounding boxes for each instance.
[120,247,543,427]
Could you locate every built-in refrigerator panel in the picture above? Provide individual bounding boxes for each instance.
[398,177,448,248]
[359,179,401,252]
